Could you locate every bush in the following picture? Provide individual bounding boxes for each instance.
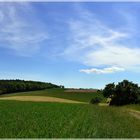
[97,89,103,94]
[90,97,102,104]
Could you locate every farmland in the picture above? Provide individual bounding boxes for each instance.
[0,100,139,138]
[1,88,103,103]
[1,1,140,139]
[0,89,139,138]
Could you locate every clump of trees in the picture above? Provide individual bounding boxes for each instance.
[103,80,140,106]
[0,79,62,95]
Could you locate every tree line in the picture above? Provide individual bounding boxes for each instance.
[0,79,62,95]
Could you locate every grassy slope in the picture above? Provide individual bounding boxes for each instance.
[0,100,139,138]
[0,88,104,103]
[124,104,140,111]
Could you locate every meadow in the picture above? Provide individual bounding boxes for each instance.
[1,88,103,103]
[0,88,139,138]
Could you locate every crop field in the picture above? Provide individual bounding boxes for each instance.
[1,1,140,139]
[1,88,103,103]
[0,95,86,104]
[0,89,139,138]
[0,100,139,138]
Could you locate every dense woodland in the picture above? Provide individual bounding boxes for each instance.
[0,79,61,95]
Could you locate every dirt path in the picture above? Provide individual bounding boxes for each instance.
[128,109,140,120]
[98,103,140,120]
[0,96,86,104]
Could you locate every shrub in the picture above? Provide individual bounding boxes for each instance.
[90,97,102,104]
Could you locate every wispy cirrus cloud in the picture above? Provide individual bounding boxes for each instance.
[62,4,140,74]
[0,3,48,56]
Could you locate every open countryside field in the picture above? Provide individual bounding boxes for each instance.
[0,100,139,138]
[0,95,86,104]
[0,89,140,138]
[1,2,140,139]
[0,88,103,103]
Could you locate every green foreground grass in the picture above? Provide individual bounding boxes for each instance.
[0,100,139,138]
[0,89,140,138]
[124,104,140,111]
[1,88,103,103]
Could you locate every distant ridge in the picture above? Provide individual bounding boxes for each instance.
[0,79,62,95]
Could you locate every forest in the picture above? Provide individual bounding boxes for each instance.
[0,79,61,95]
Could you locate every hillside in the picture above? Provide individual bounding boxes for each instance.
[0,79,60,95]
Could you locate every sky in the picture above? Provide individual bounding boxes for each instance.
[1,2,140,89]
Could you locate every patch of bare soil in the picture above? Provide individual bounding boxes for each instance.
[0,96,86,104]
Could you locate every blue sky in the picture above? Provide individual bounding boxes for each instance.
[1,2,140,89]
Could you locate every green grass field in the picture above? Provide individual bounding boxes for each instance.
[0,89,139,138]
[1,88,104,103]
[0,100,139,138]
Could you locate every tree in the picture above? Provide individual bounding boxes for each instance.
[110,80,140,105]
[102,83,115,98]
[0,79,61,95]
[103,80,140,106]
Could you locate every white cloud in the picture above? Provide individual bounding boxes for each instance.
[62,5,140,73]
[80,66,125,74]
[85,46,140,68]
[0,3,48,56]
